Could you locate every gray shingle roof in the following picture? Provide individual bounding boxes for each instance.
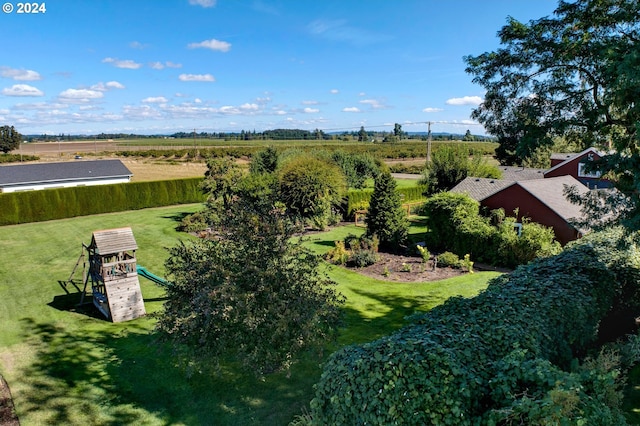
[550,152,578,161]
[450,177,515,201]
[497,166,546,181]
[515,175,588,224]
[0,159,132,186]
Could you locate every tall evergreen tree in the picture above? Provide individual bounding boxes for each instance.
[366,170,408,251]
[358,126,368,142]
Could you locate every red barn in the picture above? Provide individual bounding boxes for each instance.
[545,147,609,189]
[452,175,589,245]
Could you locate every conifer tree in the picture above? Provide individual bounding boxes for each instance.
[366,170,408,251]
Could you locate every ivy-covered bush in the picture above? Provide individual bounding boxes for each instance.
[310,228,640,425]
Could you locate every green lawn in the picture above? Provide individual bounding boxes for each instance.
[0,206,501,425]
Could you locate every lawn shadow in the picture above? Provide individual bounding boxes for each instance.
[162,211,196,224]
[47,293,107,321]
[15,317,320,425]
[337,287,441,345]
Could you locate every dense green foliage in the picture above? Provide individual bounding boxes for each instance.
[311,227,640,424]
[345,185,427,217]
[249,146,279,174]
[0,125,23,153]
[465,0,640,226]
[200,157,244,209]
[0,178,205,225]
[422,192,560,267]
[0,153,38,163]
[330,150,379,189]
[278,157,347,229]
[325,234,380,268]
[420,145,502,194]
[157,188,344,375]
[114,141,497,161]
[365,171,408,251]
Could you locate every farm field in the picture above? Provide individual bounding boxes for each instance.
[0,205,499,425]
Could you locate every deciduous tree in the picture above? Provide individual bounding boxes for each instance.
[157,182,344,376]
[0,125,22,153]
[464,0,640,226]
[277,157,347,229]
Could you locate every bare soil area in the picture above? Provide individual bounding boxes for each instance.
[0,376,18,426]
[353,252,467,282]
[121,159,207,182]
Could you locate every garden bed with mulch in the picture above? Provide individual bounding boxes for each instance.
[0,375,19,426]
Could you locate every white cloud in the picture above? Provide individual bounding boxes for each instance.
[179,73,215,82]
[342,107,360,112]
[446,96,483,106]
[150,61,182,70]
[308,19,391,46]
[187,39,231,52]
[91,81,125,91]
[102,57,142,69]
[240,103,259,111]
[59,88,104,102]
[330,89,339,94]
[142,96,168,103]
[129,41,149,49]
[13,102,68,111]
[303,107,319,113]
[302,100,318,105]
[188,0,216,7]
[2,84,44,96]
[422,107,443,113]
[0,67,42,81]
[194,98,202,103]
[360,99,384,109]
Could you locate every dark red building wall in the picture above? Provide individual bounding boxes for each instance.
[481,185,580,245]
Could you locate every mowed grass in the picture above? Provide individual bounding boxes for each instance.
[0,205,499,425]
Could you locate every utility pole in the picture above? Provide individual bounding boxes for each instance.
[193,128,198,157]
[426,121,432,163]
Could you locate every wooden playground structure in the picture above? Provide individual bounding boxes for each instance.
[67,227,146,322]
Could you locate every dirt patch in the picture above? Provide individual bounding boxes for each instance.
[0,375,19,426]
[349,252,467,282]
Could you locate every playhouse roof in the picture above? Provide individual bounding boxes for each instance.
[91,227,138,255]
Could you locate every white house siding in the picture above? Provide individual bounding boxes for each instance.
[1,176,131,193]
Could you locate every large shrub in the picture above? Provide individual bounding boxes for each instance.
[421,145,502,194]
[277,157,347,229]
[310,227,640,424]
[423,193,560,267]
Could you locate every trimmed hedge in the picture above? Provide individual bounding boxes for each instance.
[310,228,640,424]
[346,185,427,217]
[0,178,205,225]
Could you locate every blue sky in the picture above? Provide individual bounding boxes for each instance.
[0,0,559,135]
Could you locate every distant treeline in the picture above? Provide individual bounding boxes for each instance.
[25,128,495,143]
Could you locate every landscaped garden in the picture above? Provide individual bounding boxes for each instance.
[0,204,500,425]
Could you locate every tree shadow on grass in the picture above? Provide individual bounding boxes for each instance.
[336,287,441,346]
[15,317,321,425]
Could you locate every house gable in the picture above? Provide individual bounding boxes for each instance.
[544,147,606,187]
